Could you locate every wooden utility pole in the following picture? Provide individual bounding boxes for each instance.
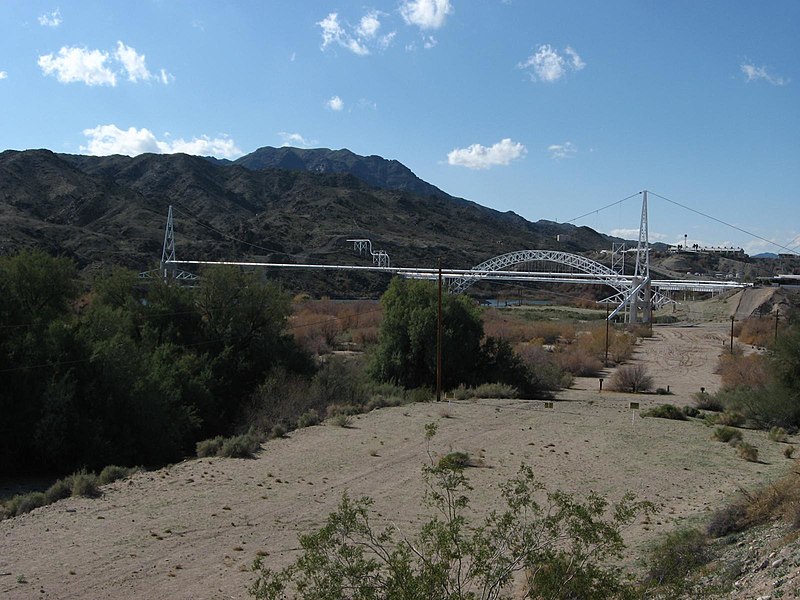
[436,258,443,402]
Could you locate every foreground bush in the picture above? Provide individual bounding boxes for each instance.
[609,364,653,393]
[196,432,262,459]
[642,404,686,421]
[712,426,742,444]
[250,424,653,600]
[1,465,137,520]
[643,528,711,595]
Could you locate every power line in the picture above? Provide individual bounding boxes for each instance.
[564,192,642,224]
[648,191,800,256]
[170,203,307,260]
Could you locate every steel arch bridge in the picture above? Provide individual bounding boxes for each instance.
[449,250,629,294]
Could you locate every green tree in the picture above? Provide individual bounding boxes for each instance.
[370,278,483,389]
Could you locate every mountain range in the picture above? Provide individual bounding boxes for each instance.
[0,146,621,292]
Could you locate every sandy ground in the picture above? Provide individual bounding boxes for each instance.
[1,322,795,599]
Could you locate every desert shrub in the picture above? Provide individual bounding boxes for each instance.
[311,356,369,408]
[769,426,788,442]
[717,351,769,391]
[98,465,138,485]
[196,436,225,458]
[515,343,573,391]
[219,433,262,458]
[737,317,775,347]
[682,405,700,418]
[710,410,745,427]
[694,390,723,411]
[452,384,470,401]
[251,425,653,600]
[296,410,320,428]
[656,387,672,395]
[609,364,653,393]
[609,330,637,364]
[785,446,796,459]
[44,478,73,503]
[330,413,352,428]
[437,451,471,471]
[363,381,408,410]
[270,423,287,439]
[407,387,433,404]
[643,404,686,421]
[643,528,711,594]
[70,469,100,498]
[470,382,519,399]
[12,492,48,516]
[707,502,748,538]
[556,344,603,377]
[736,442,758,462]
[713,426,743,444]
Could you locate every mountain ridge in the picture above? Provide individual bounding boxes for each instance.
[1,147,622,292]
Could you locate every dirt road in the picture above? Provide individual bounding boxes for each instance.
[1,323,794,599]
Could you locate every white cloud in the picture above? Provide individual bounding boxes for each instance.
[547,142,576,159]
[277,132,317,148]
[114,42,152,82]
[318,12,370,56]
[519,44,585,82]
[565,46,585,71]
[611,228,669,242]
[423,36,438,49]
[38,9,62,27]
[357,11,381,39]
[80,124,242,159]
[400,0,453,30]
[38,42,171,86]
[741,62,788,86]
[327,95,344,111]
[379,31,397,49]
[38,47,117,86]
[447,138,526,170]
[0,71,7,80]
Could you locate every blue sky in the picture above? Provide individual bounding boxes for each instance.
[1,1,798,255]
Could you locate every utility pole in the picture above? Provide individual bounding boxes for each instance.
[730,315,735,353]
[775,311,779,344]
[605,302,610,366]
[436,258,443,402]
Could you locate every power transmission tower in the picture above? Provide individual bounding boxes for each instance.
[139,205,198,283]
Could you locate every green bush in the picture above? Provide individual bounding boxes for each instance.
[296,410,320,428]
[219,433,262,458]
[682,405,700,418]
[44,478,73,504]
[736,442,759,462]
[643,404,687,421]
[707,502,747,538]
[470,382,519,399]
[769,426,788,442]
[196,436,225,458]
[14,492,48,516]
[713,426,743,444]
[270,423,288,439]
[98,465,138,485]
[70,469,100,497]
[643,528,710,594]
[437,451,471,471]
[693,391,723,411]
[330,414,352,428]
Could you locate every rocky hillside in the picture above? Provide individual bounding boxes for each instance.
[0,148,618,292]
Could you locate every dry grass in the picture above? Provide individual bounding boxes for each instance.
[716,350,769,390]
[736,317,777,348]
[290,299,382,355]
